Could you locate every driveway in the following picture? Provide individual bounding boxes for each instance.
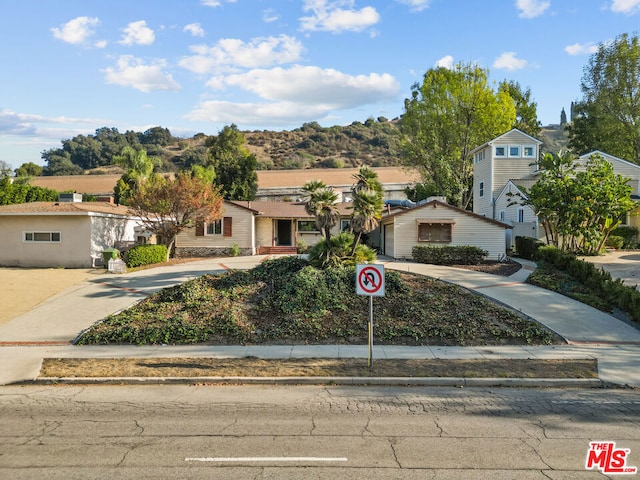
[581,251,640,290]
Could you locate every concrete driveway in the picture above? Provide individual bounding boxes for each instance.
[581,251,640,290]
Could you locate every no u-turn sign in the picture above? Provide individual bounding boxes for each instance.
[356,264,385,297]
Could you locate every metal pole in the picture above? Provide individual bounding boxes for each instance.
[368,295,373,370]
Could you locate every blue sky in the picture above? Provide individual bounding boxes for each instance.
[1,0,639,169]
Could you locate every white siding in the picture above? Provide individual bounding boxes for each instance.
[473,146,494,217]
[577,153,640,195]
[385,202,507,260]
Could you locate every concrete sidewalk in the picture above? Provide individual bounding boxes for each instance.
[1,256,639,387]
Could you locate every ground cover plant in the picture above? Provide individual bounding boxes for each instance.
[77,256,561,347]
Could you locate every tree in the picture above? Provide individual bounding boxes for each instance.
[0,160,13,178]
[498,80,541,137]
[112,147,161,205]
[127,172,224,259]
[516,152,635,254]
[401,63,516,209]
[14,162,43,177]
[41,151,83,176]
[349,166,383,254]
[0,176,58,205]
[568,33,640,163]
[206,125,258,200]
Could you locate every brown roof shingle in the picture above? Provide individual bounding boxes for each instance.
[0,201,136,216]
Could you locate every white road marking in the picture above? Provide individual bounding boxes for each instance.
[185,456,348,463]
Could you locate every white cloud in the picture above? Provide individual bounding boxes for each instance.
[184,23,205,37]
[119,20,155,46]
[263,8,280,23]
[179,35,304,73]
[223,65,400,108]
[0,108,109,137]
[51,16,100,45]
[187,64,400,126]
[103,55,180,93]
[493,52,528,71]
[515,0,550,18]
[435,55,455,69]
[564,42,599,55]
[201,0,237,7]
[610,0,640,14]
[394,0,432,12]
[300,0,380,33]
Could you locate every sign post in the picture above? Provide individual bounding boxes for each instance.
[356,264,385,369]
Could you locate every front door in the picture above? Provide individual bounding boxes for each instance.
[276,220,292,246]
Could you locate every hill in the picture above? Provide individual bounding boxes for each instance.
[539,124,570,154]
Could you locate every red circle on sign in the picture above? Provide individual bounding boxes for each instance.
[358,266,382,293]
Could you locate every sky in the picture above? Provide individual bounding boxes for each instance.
[1,0,639,169]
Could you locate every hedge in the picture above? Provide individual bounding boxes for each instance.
[535,245,640,323]
[125,244,168,268]
[515,236,544,260]
[412,245,488,265]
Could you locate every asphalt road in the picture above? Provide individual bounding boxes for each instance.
[1,385,639,478]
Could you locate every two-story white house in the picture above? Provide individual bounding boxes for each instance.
[472,129,640,250]
[471,129,542,249]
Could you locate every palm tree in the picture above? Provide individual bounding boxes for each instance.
[301,179,326,216]
[312,187,341,244]
[350,189,383,254]
[352,165,383,195]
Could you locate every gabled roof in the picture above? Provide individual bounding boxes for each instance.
[579,151,640,171]
[470,128,542,155]
[495,180,531,203]
[382,199,512,228]
[0,201,137,217]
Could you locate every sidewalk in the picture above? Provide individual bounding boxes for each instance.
[1,256,639,387]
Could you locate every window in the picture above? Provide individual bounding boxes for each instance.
[474,150,485,163]
[509,145,521,157]
[417,221,453,243]
[523,145,535,158]
[479,181,485,198]
[495,146,506,157]
[517,207,525,223]
[298,220,319,232]
[341,219,351,232]
[24,232,61,243]
[206,219,222,235]
[499,210,505,222]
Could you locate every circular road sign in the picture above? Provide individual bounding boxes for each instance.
[356,264,385,297]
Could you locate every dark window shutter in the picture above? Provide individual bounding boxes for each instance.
[195,220,205,237]
[223,217,232,237]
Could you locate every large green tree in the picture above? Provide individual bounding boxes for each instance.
[206,124,258,200]
[568,33,640,163]
[499,80,541,138]
[113,146,160,205]
[517,152,635,254]
[14,162,43,177]
[401,63,516,209]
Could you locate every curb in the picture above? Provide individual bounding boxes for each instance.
[22,376,604,388]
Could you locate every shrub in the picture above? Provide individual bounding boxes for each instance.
[515,236,544,260]
[125,244,168,268]
[605,235,624,249]
[412,245,487,265]
[229,243,241,257]
[533,245,640,323]
[610,225,638,248]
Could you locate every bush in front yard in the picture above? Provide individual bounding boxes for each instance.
[126,244,168,268]
[412,245,488,265]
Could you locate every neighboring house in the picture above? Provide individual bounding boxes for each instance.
[473,129,640,248]
[174,200,353,257]
[0,196,143,268]
[30,167,419,203]
[379,198,511,261]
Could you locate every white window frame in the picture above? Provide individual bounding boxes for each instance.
[341,219,351,232]
[499,210,505,222]
[517,207,525,223]
[206,219,223,235]
[479,181,485,198]
[23,231,61,243]
[494,146,506,157]
[523,145,535,158]
[508,145,521,157]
